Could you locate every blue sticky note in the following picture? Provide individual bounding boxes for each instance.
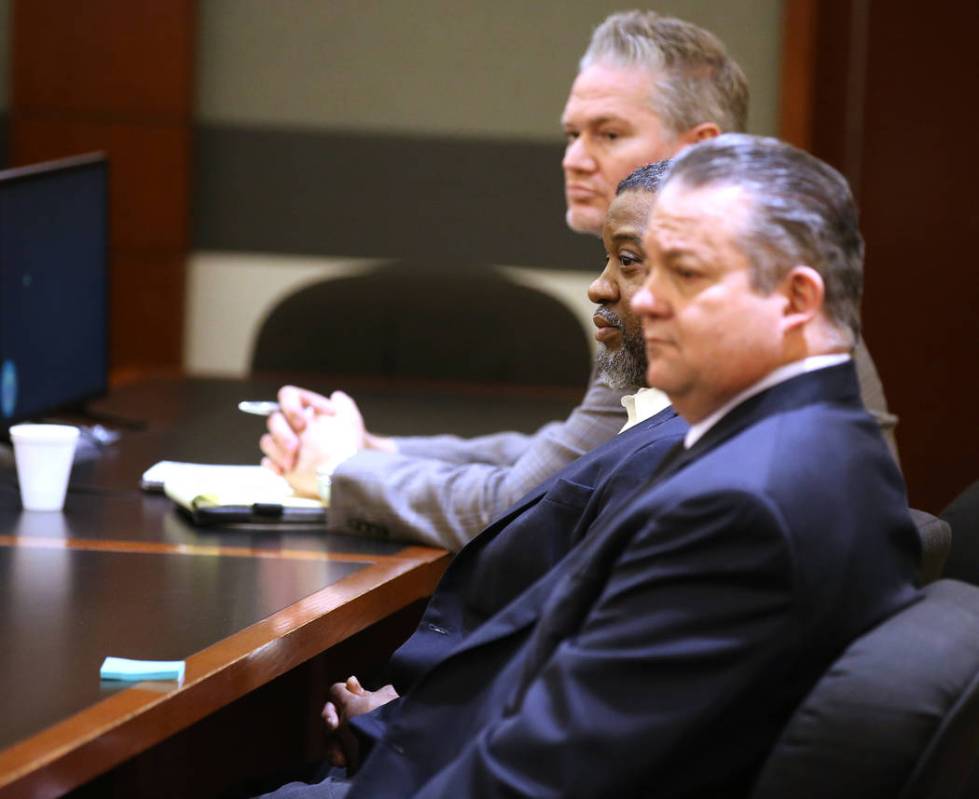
[100,656,186,682]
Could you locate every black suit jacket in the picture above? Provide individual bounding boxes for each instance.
[349,364,921,798]
[377,405,687,696]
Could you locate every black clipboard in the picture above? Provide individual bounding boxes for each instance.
[176,496,327,526]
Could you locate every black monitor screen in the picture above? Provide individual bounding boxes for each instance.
[0,153,108,426]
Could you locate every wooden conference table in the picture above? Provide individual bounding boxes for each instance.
[0,374,579,798]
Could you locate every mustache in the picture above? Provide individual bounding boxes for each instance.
[594,306,625,331]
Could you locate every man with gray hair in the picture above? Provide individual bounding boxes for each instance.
[563,9,747,234]
[260,10,896,551]
[262,134,919,799]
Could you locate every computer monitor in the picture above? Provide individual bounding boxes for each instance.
[0,153,109,428]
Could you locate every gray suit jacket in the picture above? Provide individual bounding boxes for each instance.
[326,370,627,550]
[326,341,897,550]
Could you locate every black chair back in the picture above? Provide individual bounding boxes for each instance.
[250,262,592,388]
[942,480,979,584]
[751,579,979,799]
[912,508,952,583]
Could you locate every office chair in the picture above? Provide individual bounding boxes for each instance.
[911,508,952,583]
[941,480,979,584]
[751,579,979,799]
[250,262,593,388]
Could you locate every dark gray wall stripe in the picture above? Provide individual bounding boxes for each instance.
[192,125,604,271]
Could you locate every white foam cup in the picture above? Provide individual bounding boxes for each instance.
[9,424,80,511]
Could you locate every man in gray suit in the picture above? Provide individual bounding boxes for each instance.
[259,11,896,551]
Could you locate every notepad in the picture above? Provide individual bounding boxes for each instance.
[141,461,326,526]
[100,656,185,682]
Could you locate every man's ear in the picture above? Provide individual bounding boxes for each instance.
[780,266,824,332]
[678,122,722,146]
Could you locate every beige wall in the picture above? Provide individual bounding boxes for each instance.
[196,0,782,138]
[0,1,782,132]
[0,2,785,375]
[188,1,784,376]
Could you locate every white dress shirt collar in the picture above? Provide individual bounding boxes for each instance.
[620,387,672,432]
[683,353,852,450]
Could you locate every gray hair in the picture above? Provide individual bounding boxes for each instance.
[580,10,749,137]
[665,133,864,341]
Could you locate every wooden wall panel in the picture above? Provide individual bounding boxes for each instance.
[856,4,979,513]
[9,119,190,252]
[780,0,979,513]
[10,0,195,372]
[777,0,816,150]
[11,2,194,117]
[109,254,187,369]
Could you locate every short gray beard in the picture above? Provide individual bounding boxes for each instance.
[594,316,647,391]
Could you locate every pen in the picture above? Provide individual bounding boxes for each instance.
[238,400,281,416]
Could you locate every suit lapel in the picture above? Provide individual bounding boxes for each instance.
[453,370,859,661]
[506,364,866,694]
[451,370,859,662]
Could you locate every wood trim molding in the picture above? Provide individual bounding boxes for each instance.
[9,1,195,371]
[778,0,818,150]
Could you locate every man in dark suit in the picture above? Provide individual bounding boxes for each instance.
[263,136,921,798]
[262,161,685,787]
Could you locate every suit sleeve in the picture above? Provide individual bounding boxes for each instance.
[393,429,544,467]
[410,490,801,797]
[326,376,626,550]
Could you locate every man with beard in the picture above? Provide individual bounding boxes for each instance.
[259,10,895,551]
[254,160,689,799]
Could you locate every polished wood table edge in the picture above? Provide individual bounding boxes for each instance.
[0,545,450,799]
[0,534,422,565]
